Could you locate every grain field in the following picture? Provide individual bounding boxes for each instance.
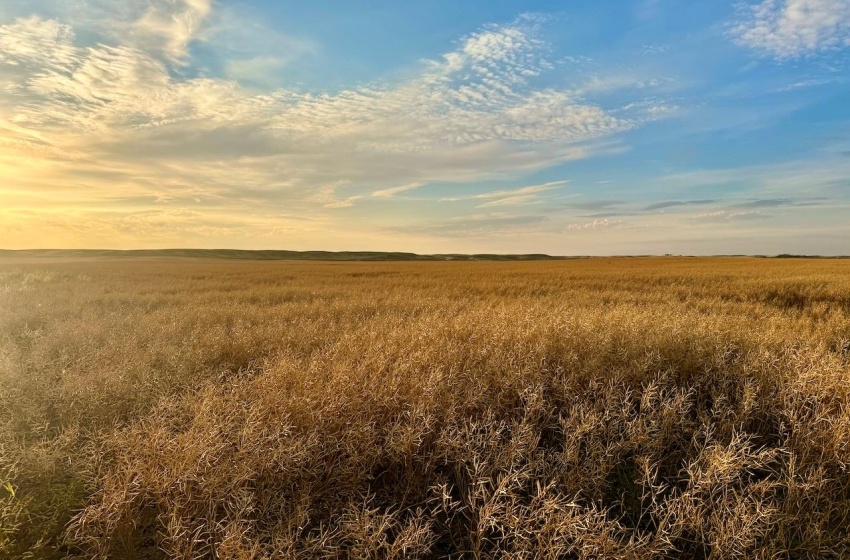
[2,257,850,559]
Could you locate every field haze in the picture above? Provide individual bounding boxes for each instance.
[2,257,850,559]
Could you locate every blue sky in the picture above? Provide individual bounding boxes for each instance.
[0,0,848,254]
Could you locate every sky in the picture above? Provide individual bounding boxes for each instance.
[0,0,848,255]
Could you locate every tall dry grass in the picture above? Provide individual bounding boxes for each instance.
[1,257,849,558]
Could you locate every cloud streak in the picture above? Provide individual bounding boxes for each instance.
[643,199,716,211]
[371,183,425,199]
[692,209,767,222]
[440,181,570,208]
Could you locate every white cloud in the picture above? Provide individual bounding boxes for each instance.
[0,15,654,210]
[445,180,569,200]
[566,217,624,231]
[440,180,569,207]
[477,196,539,208]
[308,183,364,208]
[441,181,569,208]
[324,197,362,209]
[731,0,850,58]
[0,16,77,68]
[693,209,766,222]
[0,10,677,250]
[576,75,662,94]
[371,182,425,198]
[132,0,212,63]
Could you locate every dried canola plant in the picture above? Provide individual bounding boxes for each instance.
[1,257,850,559]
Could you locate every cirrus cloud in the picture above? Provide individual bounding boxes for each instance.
[0,7,676,250]
[0,14,668,210]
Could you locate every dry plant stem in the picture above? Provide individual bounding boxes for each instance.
[0,257,849,558]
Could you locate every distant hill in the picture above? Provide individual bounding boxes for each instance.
[0,249,570,261]
[3,250,846,261]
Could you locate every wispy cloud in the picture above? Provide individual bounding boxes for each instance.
[731,0,850,59]
[566,217,625,231]
[566,200,623,211]
[387,213,548,238]
[643,199,716,211]
[199,6,319,86]
[440,181,570,208]
[308,184,363,208]
[647,156,850,196]
[776,76,846,91]
[477,196,541,208]
[0,13,664,225]
[576,75,663,95]
[693,209,767,222]
[132,0,212,63]
[371,182,425,199]
[0,15,77,68]
[729,197,795,208]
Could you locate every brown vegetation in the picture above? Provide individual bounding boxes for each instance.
[2,257,850,559]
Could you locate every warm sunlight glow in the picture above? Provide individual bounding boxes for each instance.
[2,3,850,557]
[1,0,848,254]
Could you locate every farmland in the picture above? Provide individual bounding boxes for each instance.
[2,257,850,559]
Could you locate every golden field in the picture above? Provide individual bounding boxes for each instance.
[2,257,850,559]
